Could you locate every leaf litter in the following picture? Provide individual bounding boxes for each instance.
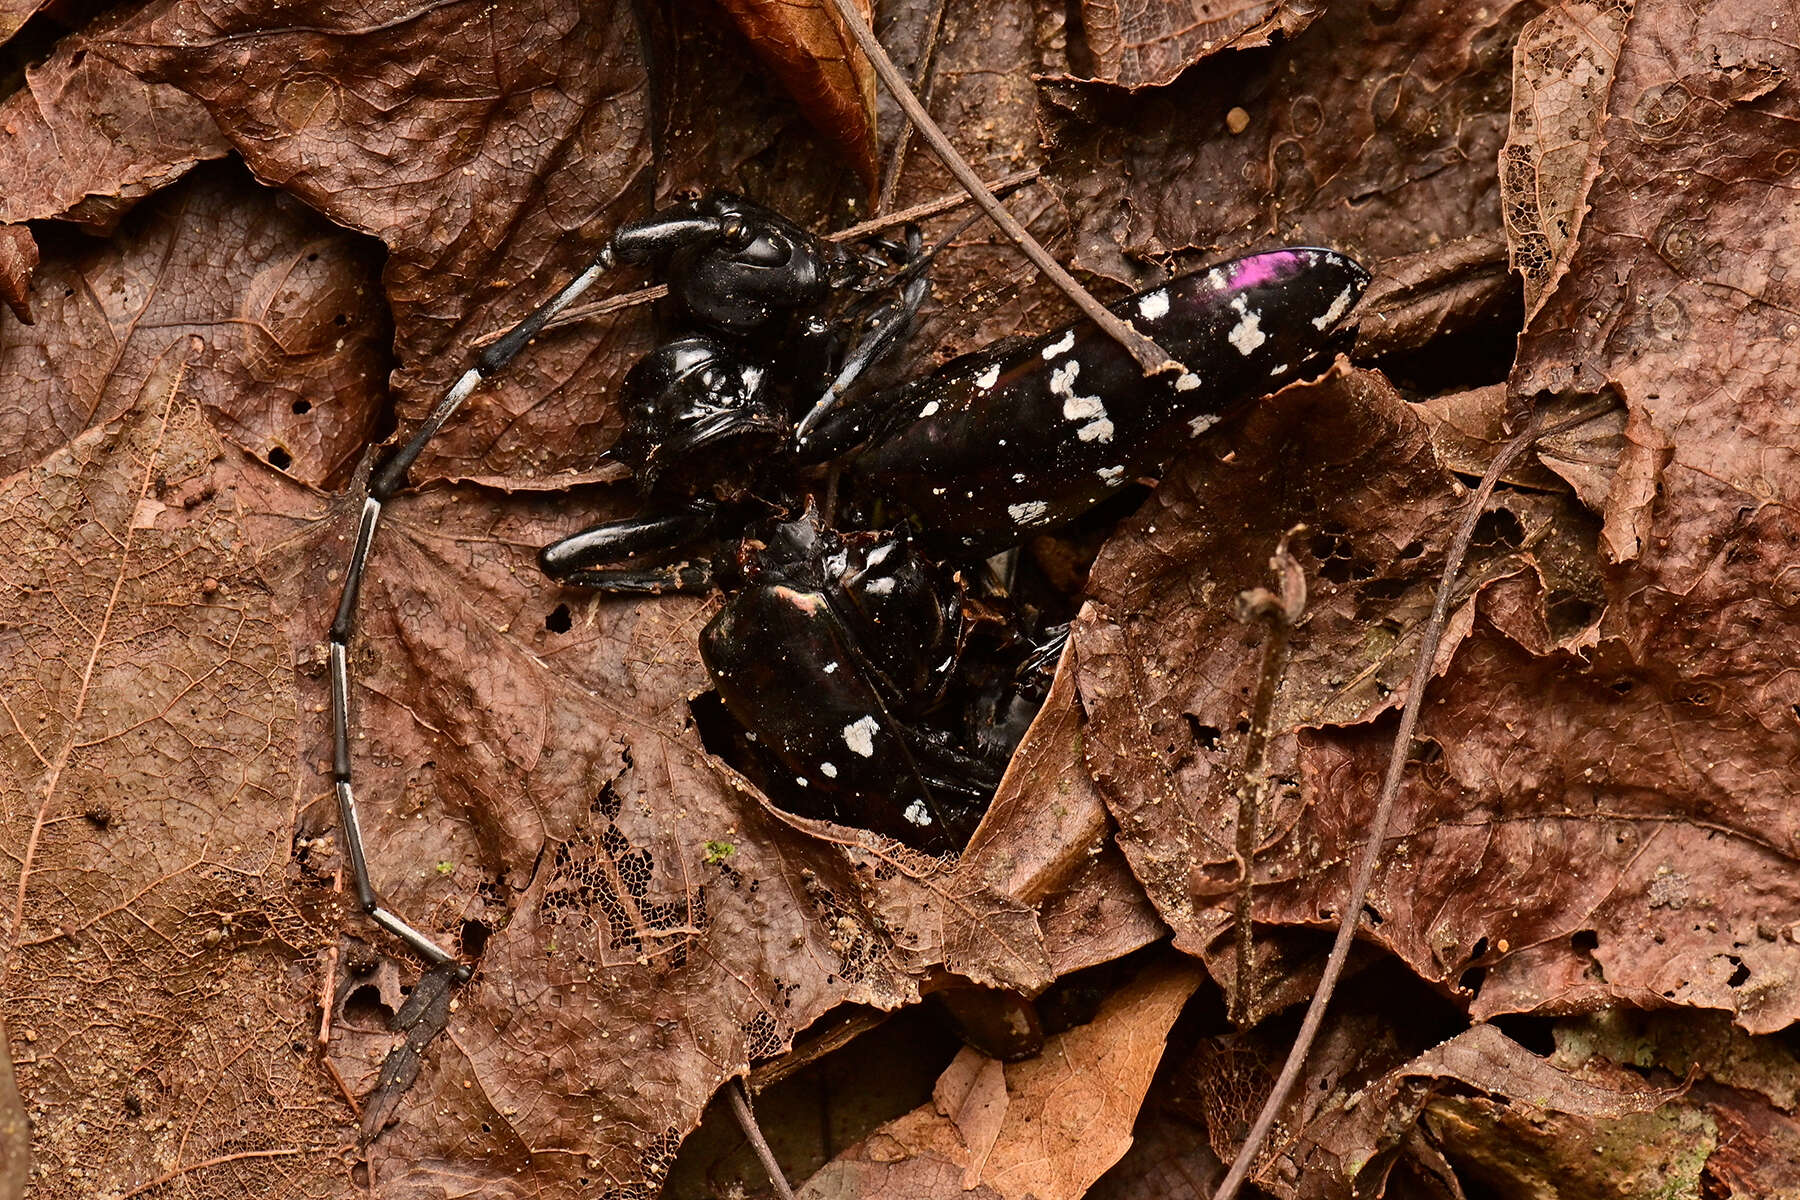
[1,0,1798,1196]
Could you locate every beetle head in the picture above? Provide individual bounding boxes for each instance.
[613,335,788,495]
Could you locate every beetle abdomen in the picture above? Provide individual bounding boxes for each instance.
[856,248,1370,554]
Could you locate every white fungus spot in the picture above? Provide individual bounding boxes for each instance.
[1008,500,1050,526]
[865,544,892,566]
[864,577,894,595]
[1041,329,1076,359]
[843,715,880,757]
[1174,372,1201,391]
[1189,413,1221,437]
[1313,284,1355,330]
[823,661,839,674]
[1137,290,1170,321]
[1227,295,1266,355]
[740,365,765,391]
[975,363,1002,389]
[903,799,932,826]
[819,762,838,779]
[1012,472,1027,483]
[1269,362,1289,376]
[795,776,808,788]
[918,399,941,418]
[932,486,947,495]
[1097,465,1125,483]
[1078,418,1116,443]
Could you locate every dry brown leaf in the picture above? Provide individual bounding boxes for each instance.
[1042,0,1535,283]
[800,957,1203,1200]
[0,167,389,486]
[1501,0,1634,320]
[0,32,229,232]
[1,343,343,1194]
[96,0,658,485]
[0,225,34,325]
[714,0,880,192]
[1072,0,1318,90]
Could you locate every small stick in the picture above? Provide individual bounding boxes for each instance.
[1228,527,1308,1025]
[823,0,1179,377]
[729,1078,796,1200]
[876,0,952,212]
[1210,404,1607,1200]
[120,1148,304,1198]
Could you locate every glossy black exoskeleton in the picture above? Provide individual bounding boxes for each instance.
[697,503,1052,852]
[535,195,1370,852]
[327,190,1367,967]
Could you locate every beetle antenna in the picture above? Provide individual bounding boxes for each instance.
[327,243,620,972]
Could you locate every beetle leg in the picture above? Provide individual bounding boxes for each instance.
[326,246,627,974]
[792,227,931,460]
[537,498,721,581]
[549,561,717,594]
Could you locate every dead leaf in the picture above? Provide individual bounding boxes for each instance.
[714,0,879,192]
[0,165,389,486]
[1501,0,1634,320]
[1041,0,1536,283]
[1070,0,1319,90]
[0,31,229,232]
[0,226,34,325]
[800,957,1203,1200]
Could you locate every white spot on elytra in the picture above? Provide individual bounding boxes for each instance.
[865,544,892,566]
[823,661,839,674]
[1097,465,1125,483]
[1269,362,1289,376]
[903,799,932,826]
[1042,329,1076,359]
[1137,290,1170,320]
[1012,472,1027,483]
[1008,500,1050,526]
[843,715,880,757]
[1228,295,1265,355]
[1051,357,1110,427]
[1313,284,1355,330]
[819,762,838,778]
[795,776,808,788]
[918,399,941,418]
[1175,372,1200,391]
[1189,413,1221,437]
[975,363,1002,389]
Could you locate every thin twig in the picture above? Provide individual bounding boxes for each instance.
[1210,405,1607,1199]
[833,167,1040,242]
[729,1078,796,1200]
[823,0,1178,377]
[1228,527,1308,1025]
[876,0,952,212]
[120,1148,304,1198]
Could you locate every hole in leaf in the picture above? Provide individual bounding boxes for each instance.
[342,983,391,1026]
[1728,957,1750,987]
[291,398,312,415]
[267,446,293,470]
[460,919,492,958]
[1472,508,1524,550]
[1570,929,1599,954]
[546,603,572,633]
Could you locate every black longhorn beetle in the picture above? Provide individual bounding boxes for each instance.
[327,192,1369,974]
